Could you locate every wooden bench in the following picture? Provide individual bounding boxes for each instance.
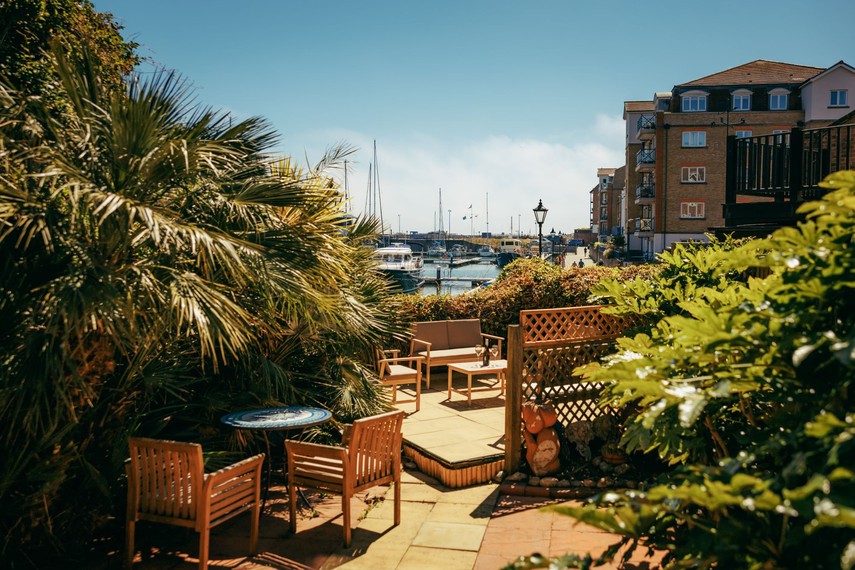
[410,319,504,387]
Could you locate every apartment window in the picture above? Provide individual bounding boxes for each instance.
[600,194,608,205]
[769,92,789,110]
[682,131,707,147]
[680,201,705,219]
[735,130,753,138]
[681,166,706,183]
[732,94,751,110]
[682,94,708,112]
[830,89,848,107]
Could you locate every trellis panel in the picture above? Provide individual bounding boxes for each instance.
[504,305,635,473]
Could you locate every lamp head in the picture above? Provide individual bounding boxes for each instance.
[533,199,548,225]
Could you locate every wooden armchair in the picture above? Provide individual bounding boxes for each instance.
[125,437,264,570]
[377,349,424,412]
[285,410,404,547]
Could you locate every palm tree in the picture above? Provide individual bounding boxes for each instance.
[0,49,405,562]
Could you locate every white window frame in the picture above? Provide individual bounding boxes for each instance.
[680,201,705,219]
[681,166,706,183]
[735,130,753,138]
[769,89,790,111]
[682,131,707,147]
[681,94,708,112]
[732,94,751,111]
[830,89,848,107]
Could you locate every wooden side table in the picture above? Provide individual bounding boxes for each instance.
[446,359,507,406]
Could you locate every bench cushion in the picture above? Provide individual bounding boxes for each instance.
[413,347,478,362]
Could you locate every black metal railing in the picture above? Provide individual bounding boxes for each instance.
[727,125,853,202]
[637,114,655,131]
[636,148,655,164]
[636,183,654,200]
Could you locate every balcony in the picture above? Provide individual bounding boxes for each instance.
[719,124,853,238]
[635,148,655,173]
[635,183,654,205]
[632,217,653,237]
[637,114,655,141]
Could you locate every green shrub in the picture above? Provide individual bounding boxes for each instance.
[394,258,660,342]
[510,172,855,569]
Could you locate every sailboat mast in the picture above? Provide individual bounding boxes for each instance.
[373,140,386,235]
[486,192,489,235]
[437,188,444,244]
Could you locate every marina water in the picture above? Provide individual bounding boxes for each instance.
[418,260,500,297]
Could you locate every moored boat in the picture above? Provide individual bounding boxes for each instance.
[478,245,495,258]
[496,251,521,268]
[372,243,424,293]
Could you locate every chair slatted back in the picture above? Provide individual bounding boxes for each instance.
[127,437,204,526]
[348,410,403,490]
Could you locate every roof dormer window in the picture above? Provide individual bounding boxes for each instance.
[681,91,708,112]
[732,89,752,111]
[769,88,790,111]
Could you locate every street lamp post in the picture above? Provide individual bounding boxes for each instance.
[533,199,548,260]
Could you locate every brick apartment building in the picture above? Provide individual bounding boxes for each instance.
[596,59,855,258]
[589,167,624,238]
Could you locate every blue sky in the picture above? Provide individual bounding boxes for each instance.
[95,0,853,234]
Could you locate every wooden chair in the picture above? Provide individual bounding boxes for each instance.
[285,409,404,547]
[377,349,424,412]
[125,437,264,570]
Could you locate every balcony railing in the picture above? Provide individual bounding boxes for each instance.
[635,184,655,200]
[724,125,853,228]
[636,148,655,164]
[630,218,653,234]
[637,114,655,131]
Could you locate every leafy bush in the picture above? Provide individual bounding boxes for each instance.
[512,172,855,569]
[394,258,660,341]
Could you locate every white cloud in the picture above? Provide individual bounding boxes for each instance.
[284,120,625,235]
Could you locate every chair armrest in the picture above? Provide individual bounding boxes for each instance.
[410,338,432,354]
[481,333,504,353]
[201,453,265,523]
[378,355,425,378]
[285,441,349,487]
[204,453,265,489]
[379,355,425,366]
[285,440,348,463]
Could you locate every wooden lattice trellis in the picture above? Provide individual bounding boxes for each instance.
[504,305,636,473]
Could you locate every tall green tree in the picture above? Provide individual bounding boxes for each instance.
[0,47,402,564]
[0,0,138,111]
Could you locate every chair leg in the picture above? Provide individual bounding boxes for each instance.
[394,479,401,526]
[125,519,135,569]
[343,491,352,547]
[198,529,210,570]
[415,377,421,411]
[289,483,298,534]
[249,500,260,555]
